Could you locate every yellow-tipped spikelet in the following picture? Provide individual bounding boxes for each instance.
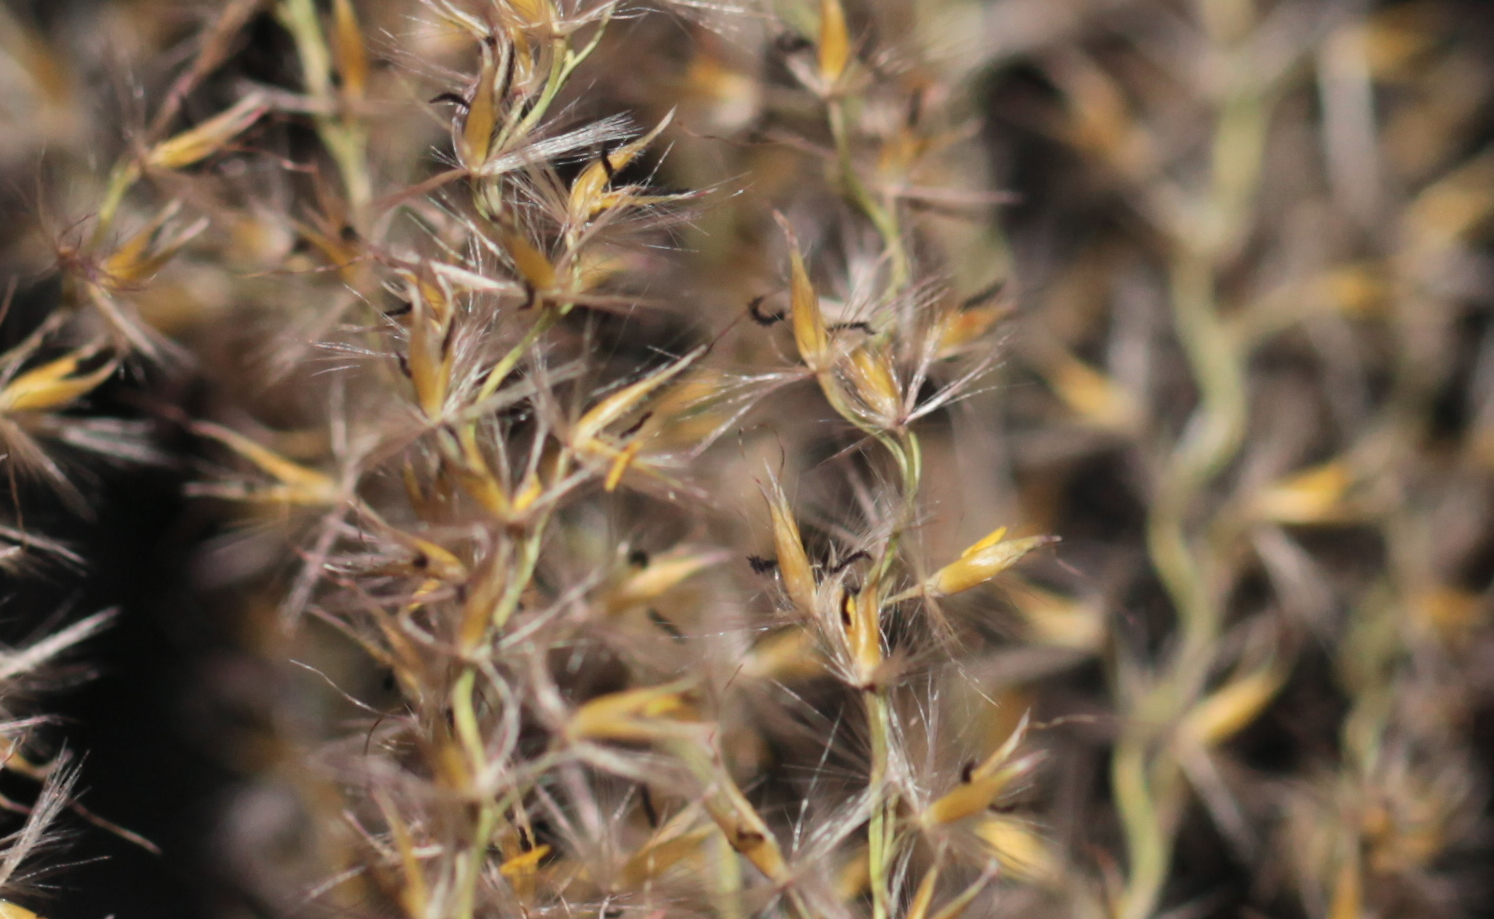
[1176,662,1286,749]
[698,773,791,882]
[922,714,1041,827]
[841,575,884,688]
[1249,460,1361,525]
[775,212,831,371]
[817,0,851,88]
[925,527,1058,598]
[497,844,551,899]
[328,0,367,100]
[565,683,704,745]
[842,345,903,427]
[604,550,723,614]
[0,345,116,414]
[973,816,1059,885]
[145,94,268,170]
[761,474,818,615]
[192,423,343,507]
[568,111,675,223]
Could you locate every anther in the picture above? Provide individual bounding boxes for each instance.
[639,785,659,828]
[618,411,652,439]
[748,295,785,326]
[429,92,470,111]
[747,555,779,574]
[826,550,870,575]
[960,279,1006,310]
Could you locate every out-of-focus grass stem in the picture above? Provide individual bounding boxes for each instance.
[279,0,371,211]
[1117,16,1272,919]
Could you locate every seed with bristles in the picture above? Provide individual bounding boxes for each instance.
[774,213,830,371]
[459,44,501,169]
[742,627,823,682]
[842,345,902,425]
[506,0,556,30]
[498,844,550,899]
[329,0,367,100]
[603,438,643,492]
[973,816,1058,884]
[817,0,852,87]
[1176,662,1285,748]
[565,683,702,745]
[499,227,558,293]
[574,347,705,448]
[402,282,453,419]
[102,202,206,287]
[922,712,1039,826]
[0,346,116,414]
[568,111,674,224]
[192,422,343,507]
[760,475,817,614]
[843,578,883,688]
[400,536,468,584]
[699,774,790,882]
[605,551,724,615]
[923,752,1041,826]
[145,94,267,170]
[925,528,1058,597]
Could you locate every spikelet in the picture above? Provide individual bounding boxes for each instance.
[924,527,1058,598]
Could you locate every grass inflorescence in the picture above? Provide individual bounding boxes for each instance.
[0,0,1491,917]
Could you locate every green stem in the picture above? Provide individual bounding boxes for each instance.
[477,310,561,404]
[278,0,370,212]
[1119,44,1266,919]
[828,100,908,292]
[1113,732,1166,919]
[91,161,141,248]
[865,688,893,919]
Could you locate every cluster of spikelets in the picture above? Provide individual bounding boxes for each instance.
[166,0,1072,916]
[0,218,125,919]
[2,0,1493,916]
[0,1,176,899]
[9,0,1065,914]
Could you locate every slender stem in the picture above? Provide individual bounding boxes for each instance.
[477,310,561,404]
[1113,732,1165,919]
[865,688,893,919]
[862,429,921,919]
[1117,34,1265,919]
[91,161,141,248]
[279,0,371,212]
[451,667,494,919]
[828,100,908,292]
